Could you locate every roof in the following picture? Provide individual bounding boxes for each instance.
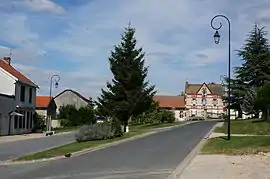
[54,89,91,103]
[153,95,185,108]
[36,96,51,108]
[185,82,223,95]
[0,59,37,87]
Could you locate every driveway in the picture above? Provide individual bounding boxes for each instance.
[1,121,217,179]
[0,132,76,161]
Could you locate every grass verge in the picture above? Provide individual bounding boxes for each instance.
[14,131,144,161]
[130,122,182,131]
[201,136,270,155]
[214,119,270,135]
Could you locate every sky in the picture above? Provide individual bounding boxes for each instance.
[0,0,270,100]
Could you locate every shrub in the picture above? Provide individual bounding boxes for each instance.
[75,118,123,142]
[109,118,123,137]
[133,109,175,124]
[32,112,46,132]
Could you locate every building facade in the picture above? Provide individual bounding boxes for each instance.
[185,81,225,119]
[53,89,91,114]
[0,57,38,135]
[154,81,225,121]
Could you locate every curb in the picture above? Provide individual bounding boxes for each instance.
[166,122,221,179]
[1,131,157,166]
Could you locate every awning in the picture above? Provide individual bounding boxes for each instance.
[9,111,24,117]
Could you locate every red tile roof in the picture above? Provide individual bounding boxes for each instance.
[154,95,185,108]
[0,59,36,86]
[36,96,51,108]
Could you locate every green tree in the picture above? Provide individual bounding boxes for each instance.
[255,81,270,121]
[235,24,270,88]
[58,105,95,126]
[96,24,156,131]
[229,24,270,117]
[222,77,246,118]
[76,106,95,125]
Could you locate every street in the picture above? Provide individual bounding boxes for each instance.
[0,132,76,161]
[0,121,216,179]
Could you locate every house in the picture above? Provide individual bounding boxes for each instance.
[184,81,225,119]
[0,57,38,136]
[36,96,57,118]
[53,89,92,113]
[153,95,187,121]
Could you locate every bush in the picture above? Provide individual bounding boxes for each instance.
[32,112,46,132]
[75,118,123,142]
[133,109,175,124]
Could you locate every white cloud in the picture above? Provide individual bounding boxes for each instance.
[2,0,270,97]
[21,0,65,14]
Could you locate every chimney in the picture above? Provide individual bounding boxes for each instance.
[3,57,11,65]
[185,81,188,91]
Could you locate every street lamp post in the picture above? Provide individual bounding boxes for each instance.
[211,14,231,140]
[47,74,60,133]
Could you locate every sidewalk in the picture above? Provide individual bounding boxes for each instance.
[179,154,270,179]
[179,130,270,179]
[0,131,72,143]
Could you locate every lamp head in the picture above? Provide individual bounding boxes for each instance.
[214,30,220,44]
[55,82,58,88]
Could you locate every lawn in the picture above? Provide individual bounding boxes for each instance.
[201,136,270,155]
[14,131,144,161]
[130,122,182,131]
[214,119,270,135]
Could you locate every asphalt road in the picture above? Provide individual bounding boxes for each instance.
[0,132,76,161]
[0,121,217,179]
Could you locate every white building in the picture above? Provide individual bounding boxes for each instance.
[185,81,225,119]
[0,57,38,136]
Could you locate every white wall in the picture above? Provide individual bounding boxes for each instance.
[0,68,16,96]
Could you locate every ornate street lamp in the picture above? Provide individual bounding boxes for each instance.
[46,74,60,134]
[211,14,231,140]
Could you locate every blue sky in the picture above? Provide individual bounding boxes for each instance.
[0,0,270,99]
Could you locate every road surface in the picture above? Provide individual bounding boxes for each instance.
[1,121,217,179]
[0,132,76,161]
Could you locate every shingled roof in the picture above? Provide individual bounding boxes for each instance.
[0,59,37,87]
[185,82,223,95]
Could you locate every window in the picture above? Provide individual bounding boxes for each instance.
[213,99,218,106]
[20,86,25,102]
[22,111,26,128]
[29,88,32,103]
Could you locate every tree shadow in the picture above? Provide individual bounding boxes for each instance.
[252,119,266,123]
[219,136,229,140]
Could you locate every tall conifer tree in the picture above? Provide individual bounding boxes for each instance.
[96,24,156,131]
